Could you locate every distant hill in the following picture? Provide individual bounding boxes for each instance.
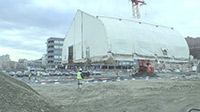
[185,37,200,59]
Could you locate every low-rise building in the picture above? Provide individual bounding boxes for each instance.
[27,59,43,69]
[42,54,47,67]
[16,59,28,70]
[0,54,16,71]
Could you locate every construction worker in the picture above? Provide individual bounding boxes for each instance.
[77,69,83,89]
[36,71,40,80]
[129,72,132,77]
[131,66,136,77]
[28,73,31,80]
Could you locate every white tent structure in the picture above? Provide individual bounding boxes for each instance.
[62,10,189,65]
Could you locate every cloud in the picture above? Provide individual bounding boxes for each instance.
[0,46,42,61]
[141,0,200,37]
[0,1,74,32]
[0,0,74,61]
[0,0,199,61]
[0,37,45,53]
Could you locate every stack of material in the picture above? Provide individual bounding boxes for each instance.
[0,72,58,112]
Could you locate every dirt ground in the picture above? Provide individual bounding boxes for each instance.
[0,72,58,112]
[31,74,200,112]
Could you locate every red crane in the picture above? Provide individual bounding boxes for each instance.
[130,0,146,18]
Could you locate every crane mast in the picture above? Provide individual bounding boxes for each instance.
[131,0,146,19]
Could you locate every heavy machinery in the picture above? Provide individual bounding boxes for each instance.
[130,0,155,75]
[137,60,154,73]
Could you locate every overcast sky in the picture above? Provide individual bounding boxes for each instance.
[0,0,199,61]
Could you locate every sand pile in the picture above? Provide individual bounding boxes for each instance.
[0,72,58,112]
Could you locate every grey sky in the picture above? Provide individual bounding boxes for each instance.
[0,0,199,61]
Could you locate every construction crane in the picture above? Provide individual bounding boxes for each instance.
[130,0,154,75]
[130,0,146,18]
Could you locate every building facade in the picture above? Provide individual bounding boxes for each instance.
[0,54,16,71]
[42,54,47,67]
[27,59,43,69]
[16,59,28,70]
[47,37,64,68]
[185,37,200,59]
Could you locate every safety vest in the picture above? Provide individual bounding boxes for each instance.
[37,72,40,76]
[129,72,132,76]
[77,72,82,80]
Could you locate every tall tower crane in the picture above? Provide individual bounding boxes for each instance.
[130,0,146,19]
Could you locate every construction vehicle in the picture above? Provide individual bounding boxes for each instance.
[137,60,154,73]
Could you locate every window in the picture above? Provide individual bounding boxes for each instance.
[48,40,54,43]
[54,61,61,64]
[48,51,54,53]
[55,41,64,44]
[54,46,63,49]
[48,56,54,58]
[48,61,53,63]
[86,47,90,58]
[54,56,62,59]
[48,45,54,48]
[55,41,59,44]
[161,48,168,55]
[54,50,61,54]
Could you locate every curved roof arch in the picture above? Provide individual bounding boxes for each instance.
[62,10,189,64]
[97,16,189,61]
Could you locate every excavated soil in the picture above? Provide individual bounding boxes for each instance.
[32,75,200,112]
[0,72,59,112]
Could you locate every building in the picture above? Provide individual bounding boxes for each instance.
[47,37,64,68]
[27,59,43,69]
[42,54,47,67]
[0,54,16,71]
[185,37,200,59]
[15,58,44,71]
[62,10,189,65]
[0,54,10,61]
[16,59,28,70]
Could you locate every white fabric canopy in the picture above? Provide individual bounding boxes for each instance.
[62,10,189,64]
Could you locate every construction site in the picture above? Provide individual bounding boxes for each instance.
[61,0,190,75]
[1,0,200,112]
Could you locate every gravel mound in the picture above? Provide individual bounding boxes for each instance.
[0,72,59,112]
